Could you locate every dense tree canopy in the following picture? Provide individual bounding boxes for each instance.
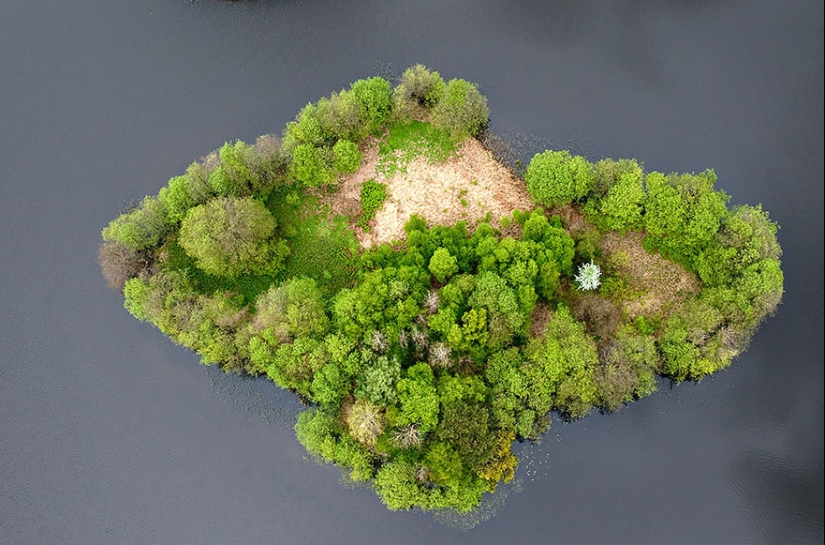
[101,66,783,515]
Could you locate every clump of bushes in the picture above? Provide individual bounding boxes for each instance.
[359,179,387,229]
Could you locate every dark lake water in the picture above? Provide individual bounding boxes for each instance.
[1,0,822,543]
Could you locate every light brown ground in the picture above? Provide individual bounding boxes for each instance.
[600,231,700,319]
[326,137,534,248]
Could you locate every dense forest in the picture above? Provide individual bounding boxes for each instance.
[100,66,783,512]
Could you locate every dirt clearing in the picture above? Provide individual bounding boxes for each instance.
[326,137,534,248]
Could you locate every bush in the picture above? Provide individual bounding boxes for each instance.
[430,79,489,141]
[178,197,288,277]
[525,150,594,208]
[359,179,387,228]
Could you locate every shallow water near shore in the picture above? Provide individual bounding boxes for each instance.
[1,1,822,543]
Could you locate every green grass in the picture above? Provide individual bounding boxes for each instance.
[378,120,455,176]
[267,187,361,295]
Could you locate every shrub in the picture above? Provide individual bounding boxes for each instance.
[525,150,594,208]
[359,179,387,228]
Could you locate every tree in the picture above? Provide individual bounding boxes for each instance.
[254,277,329,341]
[346,399,385,446]
[332,139,362,174]
[524,305,599,419]
[585,159,646,231]
[98,241,146,291]
[289,144,333,187]
[395,362,440,432]
[574,261,602,291]
[430,78,489,141]
[158,175,196,224]
[525,150,594,207]
[178,197,289,277]
[350,77,393,135]
[428,247,458,283]
[392,64,446,120]
[102,196,170,252]
[356,354,401,405]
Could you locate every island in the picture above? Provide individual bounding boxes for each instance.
[99,65,784,512]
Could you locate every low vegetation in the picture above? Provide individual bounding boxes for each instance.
[100,65,783,513]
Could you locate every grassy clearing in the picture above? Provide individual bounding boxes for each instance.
[377,121,455,176]
[267,187,361,295]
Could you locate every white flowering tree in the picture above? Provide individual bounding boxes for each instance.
[574,261,602,291]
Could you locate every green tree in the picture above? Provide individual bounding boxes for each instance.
[332,139,362,174]
[158,175,196,224]
[395,362,440,432]
[102,196,171,252]
[178,197,289,277]
[356,354,401,405]
[350,77,393,135]
[392,64,446,120]
[254,277,329,342]
[526,150,594,208]
[585,159,646,231]
[290,144,333,187]
[428,247,459,283]
[524,305,599,419]
[430,78,489,141]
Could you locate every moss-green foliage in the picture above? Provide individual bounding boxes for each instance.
[102,66,784,515]
[359,179,387,229]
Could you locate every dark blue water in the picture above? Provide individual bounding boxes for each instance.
[1,1,822,543]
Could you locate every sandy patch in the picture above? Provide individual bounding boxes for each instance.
[600,231,700,319]
[327,138,534,248]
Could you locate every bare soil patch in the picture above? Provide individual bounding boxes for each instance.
[600,231,700,319]
[327,137,534,248]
